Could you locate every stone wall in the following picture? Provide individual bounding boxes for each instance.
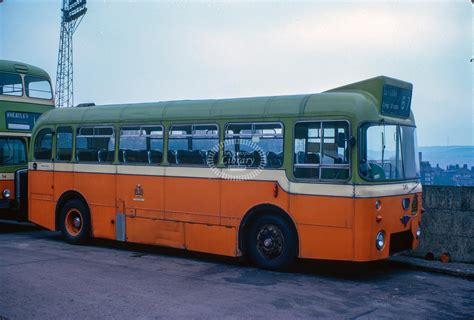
[410,186,474,263]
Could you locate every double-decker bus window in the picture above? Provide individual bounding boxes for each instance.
[25,76,53,100]
[0,138,26,165]
[56,127,73,161]
[76,126,115,163]
[224,122,283,168]
[119,125,163,164]
[34,128,53,160]
[168,124,218,166]
[294,121,350,180]
[0,72,23,96]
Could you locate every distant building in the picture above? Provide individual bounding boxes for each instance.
[419,152,474,186]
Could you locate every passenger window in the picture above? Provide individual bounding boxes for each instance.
[224,123,284,168]
[168,124,218,166]
[0,72,23,96]
[294,121,350,180]
[56,126,73,161]
[119,125,163,164]
[25,76,53,100]
[76,126,115,163]
[34,128,53,160]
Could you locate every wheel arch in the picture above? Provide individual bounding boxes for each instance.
[238,203,299,256]
[55,190,90,231]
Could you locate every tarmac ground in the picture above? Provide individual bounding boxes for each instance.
[0,220,473,319]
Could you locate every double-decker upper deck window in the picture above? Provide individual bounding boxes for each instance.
[119,125,163,164]
[0,72,23,97]
[224,123,284,168]
[56,126,73,161]
[34,128,52,160]
[25,76,53,100]
[294,121,350,180]
[168,124,218,166]
[76,126,115,163]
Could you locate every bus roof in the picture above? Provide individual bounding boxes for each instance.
[36,76,416,127]
[0,60,51,80]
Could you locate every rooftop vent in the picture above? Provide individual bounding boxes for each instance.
[14,64,29,74]
[75,102,95,108]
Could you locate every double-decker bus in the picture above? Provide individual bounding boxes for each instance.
[28,76,422,270]
[0,60,54,221]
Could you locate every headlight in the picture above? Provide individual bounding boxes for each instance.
[376,231,385,250]
[2,189,11,199]
[416,226,421,239]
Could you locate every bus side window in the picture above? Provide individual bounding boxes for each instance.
[224,122,284,169]
[320,121,350,180]
[293,122,321,179]
[168,124,218,166]
[119,125,163,164]
[293,121,350,181]
[34,128,53,160]
[56,126,73,161]
[76,126,115,163]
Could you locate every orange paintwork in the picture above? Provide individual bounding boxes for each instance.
[352,195,421,261]
[29,169,421,261]
[0,180,15,200]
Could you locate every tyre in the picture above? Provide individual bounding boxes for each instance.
[246,213,297,270]
[59,199,91,245]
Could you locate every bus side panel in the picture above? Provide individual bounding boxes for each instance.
[53,171,74,202]
[298,225,353,260]
[28,168,55,230]
[289,194,354,228]
[116,174,165,219]
[74,171,116,239]
[184,223,237,256]
[165,176,220,225]
[125,216,185,249]
[220,180,289,222]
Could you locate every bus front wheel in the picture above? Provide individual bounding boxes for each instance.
[246,214,297,270]
[59,199,91,245]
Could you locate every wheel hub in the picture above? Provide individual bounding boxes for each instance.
[256,224,284,260]
[73,217,82,229]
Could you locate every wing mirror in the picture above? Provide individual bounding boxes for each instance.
[336,132,356,148]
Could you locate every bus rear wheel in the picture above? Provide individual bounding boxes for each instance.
[59,199,91,245]
[246,214,297,270]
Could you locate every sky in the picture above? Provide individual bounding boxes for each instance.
[0,0,472,147]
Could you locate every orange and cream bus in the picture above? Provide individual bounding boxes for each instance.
[0,60,54,221]
[28,76,422,270]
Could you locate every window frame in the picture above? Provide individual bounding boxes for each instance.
[223,121,285,169]
[0,72,24,97]
[55,126,74,162]
[119,124,164,165]
[0,137,27,166]
[292,119,352,183]
[75,125,116,163]
[24,75,53,100]
[358,121,419,183]
[33,127,54,161]
[167,123,219,167]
